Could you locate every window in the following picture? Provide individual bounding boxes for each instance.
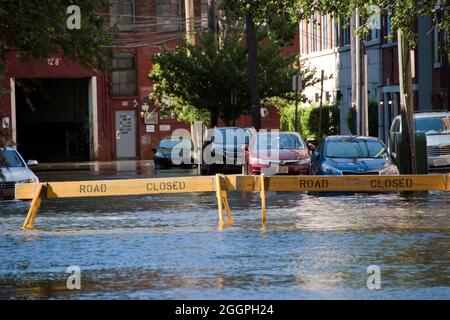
[333,18,340,48]
[111,53,137,96]
[321,15,329,50]
[384,12,393,43]
[366,28,379,42]
[0,150,25,168]
[109,0,135,32]
[434,5,444,67]
[311,19,318,52]
[342,18,351,46]
[156,0,183,32]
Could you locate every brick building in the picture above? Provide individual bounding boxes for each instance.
[0,0,282,163]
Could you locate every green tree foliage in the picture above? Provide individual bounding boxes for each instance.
[294,0,448,48]
[149,32,319,126]
[271,98,339,139]
[0,0,111,74]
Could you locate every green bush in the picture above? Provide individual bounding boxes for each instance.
[300,103,340,139]
[272,98,340,139]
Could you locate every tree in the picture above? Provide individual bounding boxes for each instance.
[0,0,112,149]
[150,33,248,126]
[221,0,301,130]
[149,32,319,126]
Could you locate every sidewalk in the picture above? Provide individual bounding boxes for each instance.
[33,160,155,182]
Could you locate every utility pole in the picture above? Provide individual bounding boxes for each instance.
[350,14,357,134]
[318,70,324,138]
[185,0,195,44]
[398,29,417,174]
[355,9,362,136]
[245,11,261,130]
[293,74,302,133]
[363,54,369,136]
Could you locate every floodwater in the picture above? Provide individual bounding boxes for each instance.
[0,167,449,299]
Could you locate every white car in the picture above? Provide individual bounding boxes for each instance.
[390,112,450,172]
[1,147,39,200]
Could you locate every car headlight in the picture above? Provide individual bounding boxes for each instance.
[297,158,310,165]
[250,157,271,165]
[321,163,341,175]
[380,164,399,175]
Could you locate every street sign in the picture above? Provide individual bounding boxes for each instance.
[292,75,302,92]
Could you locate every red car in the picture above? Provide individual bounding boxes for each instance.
[243,131,311,175]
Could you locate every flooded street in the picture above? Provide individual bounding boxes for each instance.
[0,166,449,299]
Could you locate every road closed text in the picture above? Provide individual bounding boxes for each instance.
[370,178,414,190]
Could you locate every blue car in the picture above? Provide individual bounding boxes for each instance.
[309,136,399,176]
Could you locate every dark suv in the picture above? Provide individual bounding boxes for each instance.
[200,127,253,175]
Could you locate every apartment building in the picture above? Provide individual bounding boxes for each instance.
[299,10,449,142]
[299,15,382,135]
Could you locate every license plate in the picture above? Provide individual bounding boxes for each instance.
[276,166,289,174]
[433,159,447,167]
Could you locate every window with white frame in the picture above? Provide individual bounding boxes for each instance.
[321,15,329,50]
[109,0,135,32]
[111,53,137,96]
[434,4,443,67]
[342,18,350,46]
[333,18,340,48]
[156,0,183,32]
[311,18,318,52]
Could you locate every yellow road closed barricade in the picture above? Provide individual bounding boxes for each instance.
[15,174,450,231]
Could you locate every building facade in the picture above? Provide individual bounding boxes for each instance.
[299,15,382,135]
[0,0,282,163]
[299,11,449,143]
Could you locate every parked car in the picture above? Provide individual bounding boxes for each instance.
[200,127,254,175]
[243,131,311,175]
[152,137,194,169]
[1,147,39,200]
[390,112,450,172]
[310,136,399,176]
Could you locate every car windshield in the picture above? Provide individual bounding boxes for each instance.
[415,116,450,135]
[159,139,192,149]
[211,128,250,146]
[325,139,387,158]
[253,133,304,151]
[0,149,25,168]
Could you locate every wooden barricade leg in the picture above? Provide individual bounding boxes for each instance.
[21,183,46,231]
[260,174,267,229]
[215,174,234,230]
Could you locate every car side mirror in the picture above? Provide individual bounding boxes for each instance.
[390,152,397,164]
[312,151,320,160]
[151,148,157,154]
[27,160,38,166]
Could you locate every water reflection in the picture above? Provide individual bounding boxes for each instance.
[0,190,449,299]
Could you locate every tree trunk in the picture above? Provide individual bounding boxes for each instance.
[245,11,261,130]
[210,110,219,127]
